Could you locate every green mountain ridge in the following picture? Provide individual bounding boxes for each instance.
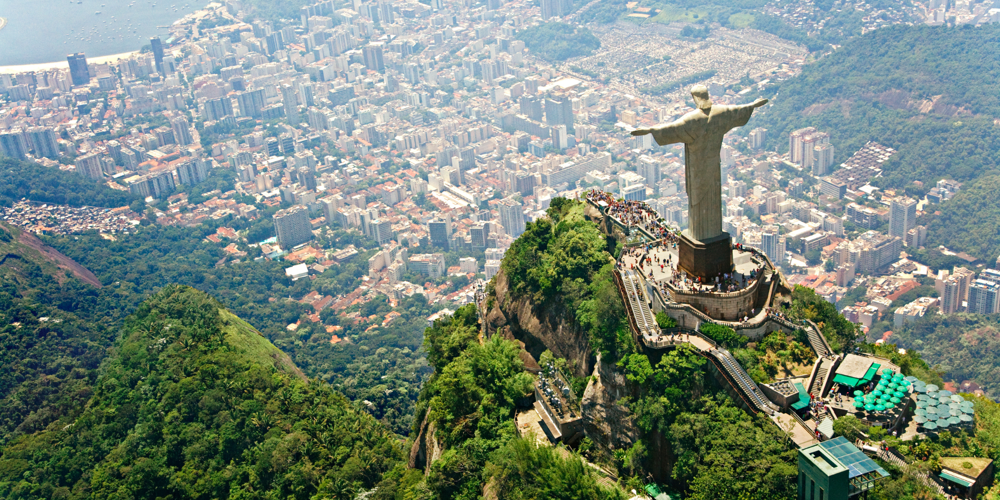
[753,23,1000,261]
[0,285,402,499]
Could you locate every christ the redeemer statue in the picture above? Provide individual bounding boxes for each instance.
[632,85,768,278]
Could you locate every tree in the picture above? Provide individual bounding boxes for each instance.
[656,311,678,329]
[832,414,869,441]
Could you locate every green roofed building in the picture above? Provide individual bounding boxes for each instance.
[831,354,881,389]
[798,437,889,500]
[938,457,994,499]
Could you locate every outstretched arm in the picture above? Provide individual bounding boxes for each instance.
[631,120,688,146]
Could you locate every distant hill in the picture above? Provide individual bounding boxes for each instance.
[0,285,402,499]
[755,24,1000,189]
[0,222,115,443]
[753,24,1000,260]
[516,23,601,62]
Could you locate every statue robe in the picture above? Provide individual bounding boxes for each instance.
[651,103,756,242]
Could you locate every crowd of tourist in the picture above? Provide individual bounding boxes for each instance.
[586,190,678,241]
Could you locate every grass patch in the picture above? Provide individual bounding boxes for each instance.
[651,5,709,23]
[728,12,756,28]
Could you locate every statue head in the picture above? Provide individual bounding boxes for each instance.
[691,85,713,111]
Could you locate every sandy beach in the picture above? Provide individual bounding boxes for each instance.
[0,51,141,74]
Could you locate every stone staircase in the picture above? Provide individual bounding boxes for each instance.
[809,361,830,396]
[805,325,832,358]
[711,348,780,414]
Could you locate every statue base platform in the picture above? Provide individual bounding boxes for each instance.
[678,232,733,280]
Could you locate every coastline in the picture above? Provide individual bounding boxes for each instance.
[0,51,141,74]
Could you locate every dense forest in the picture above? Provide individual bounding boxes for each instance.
[499,198,629,361]
[45,221,430,435]
[756,24,1000,187]
[753,24,1000,260]
[515,23,601,62]
[0,157,139,208]
[370,304,624,499]
[0,285,403,499]
[920,174,1000,263]
[887,313,1000,398]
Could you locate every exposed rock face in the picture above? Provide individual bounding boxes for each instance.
[408,412,443,473]
[484,267,594,379]
[580,355,640,453]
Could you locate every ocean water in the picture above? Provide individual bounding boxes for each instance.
[0,0,206,66]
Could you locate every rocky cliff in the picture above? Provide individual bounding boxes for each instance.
[484,266,595,379]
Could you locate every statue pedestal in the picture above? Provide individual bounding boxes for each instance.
[678,231,733,280]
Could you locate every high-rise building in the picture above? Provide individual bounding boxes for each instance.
[0,129,30,159]
[176,159,211,186]
[540,0,572,19]
[761,225,785,266]
[281,84,300,125]
[788,126,816,165]
[498,197,525,238]
[749,127,767,150]
[170,116,194,146]
[26,127,59,158]
[968,279,1000,314]
[428,219,451,250]
[67,53,90,86]
[801,131,830,172]
[811,142,835,176]
[203,97,234,121]
[236,88,266,118]
[940,276,964,314]
[362,43,385,72]
[371,219,393,245]
[545,96,574,128]
[74,152,104,179]
[126,170,176,199]
[150,37,165,73]
[274,206,313,249]
[889,197,917,239]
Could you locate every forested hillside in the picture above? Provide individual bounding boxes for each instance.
[45,222,430,436]
[886,313,1000,397]
[754,24,1000,260]
[0,285,403,499]
[0,223,127,444]
[0,158,139,208]
[757,24,1000,188]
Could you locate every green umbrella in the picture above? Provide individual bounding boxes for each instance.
[895,391,907,398]
[927,384,940,392]
[865,403,876,411]
[961,401,975,408]
[894,373,904,380]
[914,415,927,423]
[939,390,953,397]
[884,402,896,410]
[951,409,962,417]
[854,396,865,402]
[924,421,938,430]
[904,376,918,382]
[890,397,902,404]
[901,380,911,387]
[873,389,883,396]
[960,414,974,423]
[854,390,864,396]
[887,382,898,390]
[963,407,975,415]
[951,395,964,403]
[915,409,926,416]
[875,404,886,412]
[853,400,864,408]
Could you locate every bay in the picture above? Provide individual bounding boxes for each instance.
[0,0,206,66]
